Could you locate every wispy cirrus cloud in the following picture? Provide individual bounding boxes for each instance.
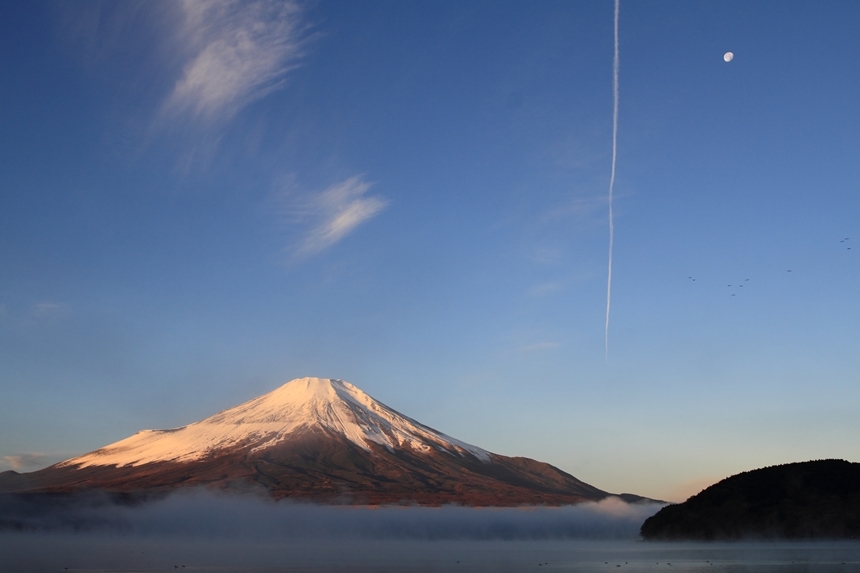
[32,302,70,318]
[278,176,389,258]
[543,195,604,223]
[1,453,54,472]
[518,342,561,353]
[528,281,564,297]
[163,0,307,122]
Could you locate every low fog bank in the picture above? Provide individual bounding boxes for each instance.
[0,491,664,540]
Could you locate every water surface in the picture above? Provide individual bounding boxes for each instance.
[2,537,859,572]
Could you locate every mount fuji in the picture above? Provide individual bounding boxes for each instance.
[1,378,644,505]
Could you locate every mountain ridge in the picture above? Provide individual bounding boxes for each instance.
[2,377,654,506]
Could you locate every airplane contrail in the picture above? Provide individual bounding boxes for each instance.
[605,0,619,361]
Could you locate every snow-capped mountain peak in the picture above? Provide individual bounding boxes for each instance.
[58,377,490,468]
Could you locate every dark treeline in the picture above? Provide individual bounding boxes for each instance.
[641,459,860,540]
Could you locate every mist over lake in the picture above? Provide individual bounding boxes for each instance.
[0,491,660,539]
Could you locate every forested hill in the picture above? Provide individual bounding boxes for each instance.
[641,459,860,540]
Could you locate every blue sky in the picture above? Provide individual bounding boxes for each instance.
[1,0,858,502]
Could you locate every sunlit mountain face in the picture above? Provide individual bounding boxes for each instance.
[1,378,647,506]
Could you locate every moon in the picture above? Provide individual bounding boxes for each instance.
[723,52,734,62]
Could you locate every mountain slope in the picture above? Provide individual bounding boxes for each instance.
[1,378,632,506]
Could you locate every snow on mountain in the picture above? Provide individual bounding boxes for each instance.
[58,377,490,469]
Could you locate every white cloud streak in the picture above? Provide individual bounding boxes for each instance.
[605,0,620,361]
[164,0,306,121]
[279,176,389,257]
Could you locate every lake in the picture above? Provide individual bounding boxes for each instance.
[2,537,859,572]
